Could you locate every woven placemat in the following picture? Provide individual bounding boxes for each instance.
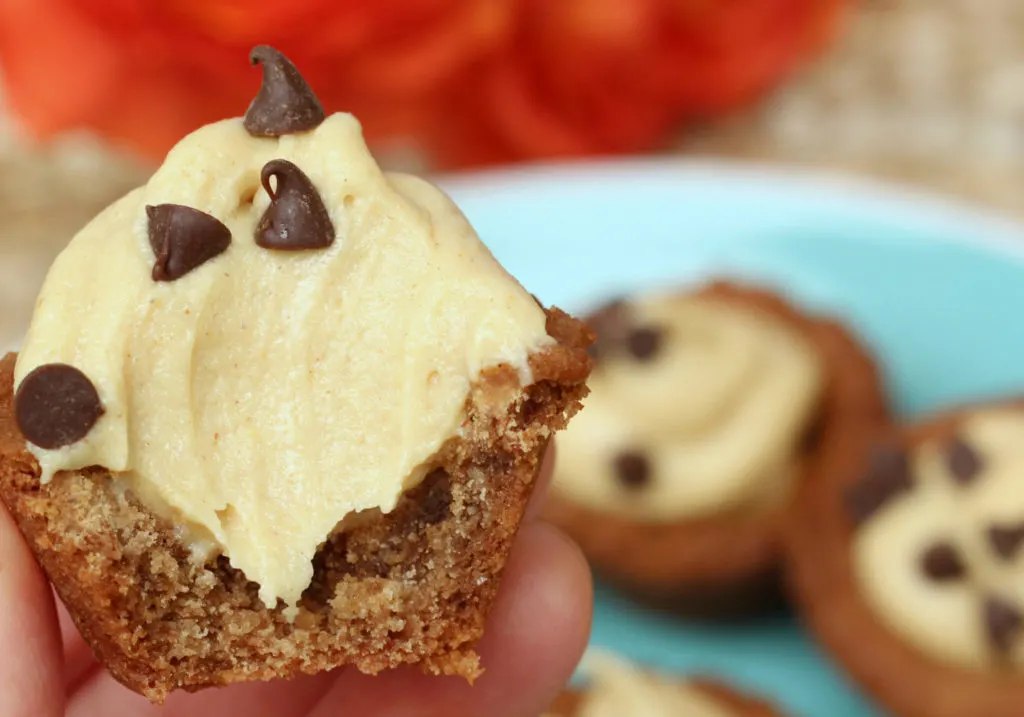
[2,0,1023,346]
[682,0,1024,213]
[0,115,144,348]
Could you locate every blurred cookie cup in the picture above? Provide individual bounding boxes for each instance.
[787,401,1024,717]
[544,280,888,618]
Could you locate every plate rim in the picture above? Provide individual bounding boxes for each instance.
[437,158,1024,260]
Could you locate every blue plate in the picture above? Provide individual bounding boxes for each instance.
[441,161,1024,717]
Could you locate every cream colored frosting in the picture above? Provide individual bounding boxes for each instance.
[555,651,734,717]
[552,294,822,522]
[15,113,552,611]
[854,409,1024,670]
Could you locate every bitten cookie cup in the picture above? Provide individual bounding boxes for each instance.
[544,652,788,717]
[0,45,594,703]
[544,281,889,617]
[787,402,1024,717]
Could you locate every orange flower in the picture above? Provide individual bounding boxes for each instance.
[0,0,847,168]
[433,0,849,166]
[0,0,513,161]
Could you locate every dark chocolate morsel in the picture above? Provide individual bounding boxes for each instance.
[919,541,967,582]
[255,159,336,250]
[586,299,630,360]
[15,364,104,450]
[613,450,652,490]
[418,469,452,526]
[945,435,984,486]
[983,595,1023,655]
[626,325,663,361]
[843,444,913,526]
[800,418,824,453]
[243,46,325,137]
[147,204,232,282]
[987,522,1024,561]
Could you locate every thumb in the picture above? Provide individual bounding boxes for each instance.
[0,500,63,717]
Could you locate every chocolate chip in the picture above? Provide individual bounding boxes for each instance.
[945,436,984,486]
[15,364,104,450]
[418,469,452,526]
[988,522,1024,561]
[147,204,232,282]
[588,299,628,330]
[243,46,325,137]
[586,300,630,360]
[626,326,663,361]
[613,450,651,489]
[800,418,824,453]
[919,541,967,582]
[984,595,1023,655]
[255,159,335,250]
[843,444,913,526]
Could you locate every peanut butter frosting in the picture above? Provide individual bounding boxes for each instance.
[553,293,822,523]
[13,109,552,611]
[852,409,1024,670]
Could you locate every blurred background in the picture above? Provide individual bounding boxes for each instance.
[2,0,1024,349]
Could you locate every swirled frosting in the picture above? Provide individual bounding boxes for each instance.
[553,293,822,522]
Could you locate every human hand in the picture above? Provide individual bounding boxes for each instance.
[0,447,591,717]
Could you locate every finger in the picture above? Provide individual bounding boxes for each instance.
[309,521,593,717]
[0,501,64,717]
[524,440,556,522]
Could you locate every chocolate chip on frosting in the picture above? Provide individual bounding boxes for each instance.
[987,522,1024,561]
[15,364,104,450]
[844,444,913,526]
[626,326,663,361]
[244,46,325,137]
[945,435,984,486]
[613,450,651,489]
[983,595,1023,655]
[147,204,232,282]
[255,159,336,250]
[919,541,967,582]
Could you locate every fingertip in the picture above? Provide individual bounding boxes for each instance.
[0,500,63,717]
[313,520,592,717]
[481,520,593,661]
[448,520,594,716]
